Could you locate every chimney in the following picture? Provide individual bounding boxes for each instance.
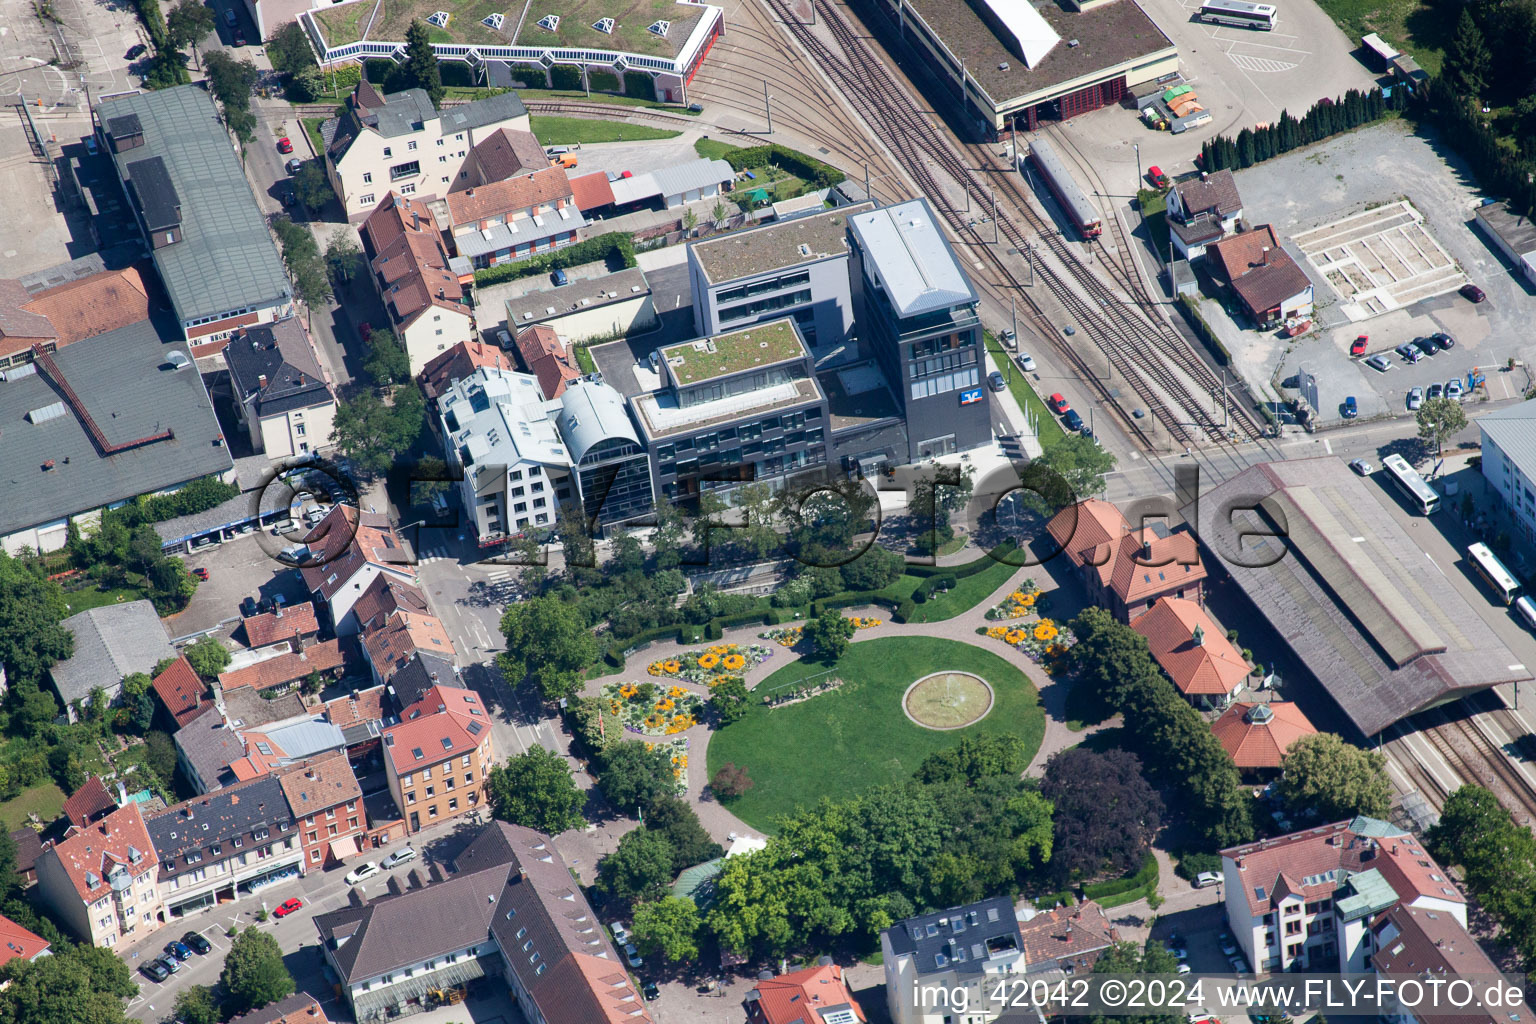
[1141,540,1152,560]
[466,187,475,197]
[1261,246,1270,266]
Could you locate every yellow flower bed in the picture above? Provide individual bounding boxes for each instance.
[656,698,675,713]
[1034,620,1059,642]
[1005,629,1027,645]
[619,682,637,698]
[986,625,1008,639]
[699,652,721,669]
[668,685,687,698]
[723,653,746,670]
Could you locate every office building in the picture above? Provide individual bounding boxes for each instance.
[881,896,1022,1024]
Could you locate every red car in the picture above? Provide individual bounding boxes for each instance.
[191,567,210,581]
[1048,393,1071,414]
[273,898,302,918]
[1350,336,1368,357]
[1460,283,1486,303]
[1147,165,1169,188]
[276,137,293,154]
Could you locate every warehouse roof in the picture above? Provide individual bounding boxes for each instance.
[1477,399,1536,479]
[51,600,175,706]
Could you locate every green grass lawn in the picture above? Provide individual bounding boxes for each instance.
[1136,189,1170,263]
[502,89,694,112]
[62,585,145,615]
[309,0,374,46]
[1312,0,1452,75]
[695,138,741,161]
[707,637,1044,832]
[301,117,327,156]
[907,556,1022,623]
[984,340,1067,448]
[529,116,681,145]
[0,782,67,831]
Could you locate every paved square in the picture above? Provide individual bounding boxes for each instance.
[1292,200,1466,320]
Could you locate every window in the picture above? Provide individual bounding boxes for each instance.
[390,161,421,181]
[406,792,417,804]
[295,423,306,437]
[383,147,391,158]
[362,172,372,184]
[464,773,474,785]
[408,140,417,151]
[307,831,318,843]
[426,786,435,797]
[423,767,432,779]
[327,809,336,819]
[429,806,438,818]
[401,183,416,195]
[359,194,374,206]
[311,850,321,863]
[403,775,412,788]
[439,155,448,163]
[445,776,455,789]
[462,754,472,767]
[449,798,458,810]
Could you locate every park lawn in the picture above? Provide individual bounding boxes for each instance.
[906,556,1022,623]
[695,138,741,161]
[529,116,681,145]
[708,636,1044,832]
[0,782,67,831]
[984,341,1067,449]
[1311,0,1451,75]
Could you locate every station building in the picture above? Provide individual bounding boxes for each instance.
[856,0,1179,135]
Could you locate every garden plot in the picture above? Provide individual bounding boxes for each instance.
[1292,200,1465,320]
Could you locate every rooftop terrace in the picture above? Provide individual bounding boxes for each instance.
[661,319,805,386]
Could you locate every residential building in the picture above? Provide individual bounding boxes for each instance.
[631,319,830,501]
[61,777,119,829]
[1206,226,1314,327]
[439,369,652,541]
[152,656,212,730]
[97,88,291,343]
[1211,701,1316,773]
[687,202,875,345]
[1220,816,1466,974]
[1165,170,1244,261]
[49,600,175,713]
[881,896,1023,1024]
[351,575,432,635]
[439,167,586,269]
[383,652,459,716]
[746,960,866,1024]
[359,193,477,377]
[217,639,353,694]
[275,753,367,870]
[34,802,165,947]
[227,993,332,1024]
[312,819,651,1023]
[241,602,321,651]
[224,319,336,459]
[8,828,43,886]
[1046,501,1207,623]
[0,913,50,970]
[567,171,616,214]
[1473,201,1536,287]
[362,610,456,688]
[0,321,233,556]
[1131,596,1245,706]
[147,776,304,918]
[1477,400,1536,544]
[608,156,733,210]
[1189,458,1533,737]
[1015,900,1118,975]
[175,704,248,794]
[457,127,548,189]
[848,199,991,461]
[300,505,417,635]
[228,716,349,781]
[419,339,513,404]
[513,325,581,400]
[323,684,394,758]
[323,83,530,222]
[0,264,153,369]
[502,267,656,347]
[381,683,493,833]
[1372,905,1517,1024]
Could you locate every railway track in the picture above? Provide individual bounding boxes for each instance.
[1415,703,1536,827]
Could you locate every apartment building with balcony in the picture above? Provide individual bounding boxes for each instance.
[381,683,493,833]
[880,896,1023,1024]
[34,802,165,947]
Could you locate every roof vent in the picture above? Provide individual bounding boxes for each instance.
[1068,38,1080,46]
[998,61,1010,71]
[166,350,191,371]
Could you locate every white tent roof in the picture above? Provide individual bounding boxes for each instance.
[980,0,1061,68]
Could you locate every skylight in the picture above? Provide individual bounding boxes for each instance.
[592,16,614,33]
[482,12,504,29]
[426,10,449,27]
[537,13,559,30]
[648,19,669,36]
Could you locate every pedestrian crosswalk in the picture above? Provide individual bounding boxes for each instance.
[414,538,458,564]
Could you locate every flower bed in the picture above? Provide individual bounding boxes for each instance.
[603,681,705,736]
[760,616,881,648]
[647,643,771,682]
[985,581,1042,620]
[646,737,689,794]
[984,617,1075,670]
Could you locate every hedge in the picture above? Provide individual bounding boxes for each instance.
[623,72,656,101]
[113,476,242,529]
[894,599,917,624]
[906,541,1019,579]
[704,621,723,641]
[810,592,899,617]
[1177,295,1230,365]
[473,232,636,287]
[587,70,621,93]
[551,65,582,91]
[720,144,846,188]
[1083,854,1159,900]
[913,574,956,603]
[1199,88,1401,173]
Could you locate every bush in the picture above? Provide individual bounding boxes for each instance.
[704,621,722,641]
[894,599,917,624]
[551,65,582,91]
[1177,296,1230,365]
[1199,88,1396,172]
[473,232,636,287]
[1176,851,1222,880]
[113,476,241,528]
[1083,854,1159,900]
[587,69,620,93]
[720,144,846,188]
[624,71,656,101]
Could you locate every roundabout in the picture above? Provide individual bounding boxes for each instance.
[903,671,994,729]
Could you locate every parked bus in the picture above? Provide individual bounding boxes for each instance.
[1026,138,1103,239]
[1199,0,1278,30]
[1381,453,1441,515]
[1468,542,1521,605]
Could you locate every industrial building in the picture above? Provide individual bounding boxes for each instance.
[856,0,1179,135]
[1473,201,1536,287]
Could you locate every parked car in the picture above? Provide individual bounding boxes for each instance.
[240,596,259,617]
[1407,386,1423,410]
[165,940,193,961]
[687,102,704,113]
[1048,393,1071,414]
[232,28,245,44]
[551,268,568,286]
[1460,283,1487,303]
[345,862,381,886]
[125,43,147,60]
[1177,963,1192,975]
[1395,343,1421,363]
[159,955,180,974]
[987,370,1007,392]
[1432,331,1456,349]
[85,135,98,155]
[642,981,660,1001]
[1147,165,1170,188]
[1343,396,1358,419]
[141,960,171,983]
[191,567,210,581]
[1171,946,1191,961]
[1416,336,1440,356]
[285,157,303,175]
[1228,955,1249,974]
[1349,458,1375,476]
[276,137,293,154]
[1350,335,1368,357]
[1364,354,1391,372]
[1062,409,1084,432]
[609,921,630,944]
[182,931,212,955]
[623,943,644,968]
[1219,938,1239,957]
[273,898,303,918]
[1016,353,1035,372]
[1446,378,1464,400]
[1427,383,1445,401]
[381,847,417,869]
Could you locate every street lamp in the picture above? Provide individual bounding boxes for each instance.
[1133,143,1141,191]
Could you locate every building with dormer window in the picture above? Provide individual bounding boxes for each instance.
[381,683,493,834]
[880,896,1023,1024]
[34,802,164,947]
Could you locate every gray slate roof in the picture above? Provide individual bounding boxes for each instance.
[98,87,290,325]
[0,321,233,538]
[848,198,978,318]
[225,318,331,418]
[884,896,1021,978]
[386,651,457,713]
[51,600,174,705]
[147,774,293,875]
[441,92,528,133]
[174,704,245,792]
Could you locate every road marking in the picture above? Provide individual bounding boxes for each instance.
[1323,438,1332,454]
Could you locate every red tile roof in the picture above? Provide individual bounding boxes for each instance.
[362,610,455,682]
[22,265,153,345]
[515,324,580,399]
[242,602,320,648]
[1207,226,1313,318]
[1046,501,1207,608]
[350,574,431,633]
[444,167,574,227]
[1016,900,1119,972]
[300,505,416,602]
[382,683,490,773]
[47,802,155,902]
[1210,701,1316,769]
[360,193,469,330]
[227,994,332,1024]
[61,776,118,828]
[0,912,50,968]
[324,685,389,729]
[274,751,363,817]
[218,639,350,692]
[0,278,57,356]
[151,655,210,727]
[747,962,867,1024]
[567,171,616,212]
[419,339,513,401]
[1132,597,1249,696]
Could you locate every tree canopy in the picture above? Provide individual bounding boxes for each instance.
[631,895,702,961]
[220,926,295,1014]
[1022,433,1117,514]
[1427,785,1536,965]
[184,635,231,679]
[486,746,586,835]
[1041,748,1162,885]
[330,388,425,477]
[595,741,676,813]
[0,552,73,684]
[1278,733,1391,822]
[498,596,599,702]
[0,943,137,1024]
[801,607,857,661]
[1415,396,1468,460]
[915,734,1031,786]
[599,827,676,903]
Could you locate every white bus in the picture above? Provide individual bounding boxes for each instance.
[1468,542,1521,605]
[1199,0,1278,29]
[1381,454,1441,515]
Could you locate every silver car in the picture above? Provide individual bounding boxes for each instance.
[1407,386,1423,411]
[1445,378,1464,400]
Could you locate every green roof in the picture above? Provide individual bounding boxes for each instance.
[662,319,805,386]
[671,857,722,908]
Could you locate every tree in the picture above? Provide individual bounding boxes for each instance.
[1088,942,1184,1024]
[148,557,198,612]
[631,895,702,960]
[121,671,153,701]
[1024,433,1117,512]
[486,747,586,835]
[166,0,214,67]
[1068,607,1162,718]
[0,552,73,684]
[184,636,231,679]
[362,327,410,385]
[1041,748,1162,884]
[145,730,179,786]
[497,596,598,702]
[915,734,1030,785]
[301,669,325,696]
[599,827,676,902]
[1427,784,1510,867]
[801,608,856,662]
[324,229,363,282]
[266,21,317,79]
[839,545,904,591]
[1446,9,1492,99]
[201,51,259,142]
[294,161,335,213]
[172,985,220,1024]
[1279,733,1391,821]
[596,740,676,813]
[0,943,137,1024]
[709,677,751,726]
[682,208,699,236]
[220,927,295,1015]
[1425,785,1536,966]
[1416,396,1467,459]
[645,795,722,872]
[711,200,728,226]
[400,22,444,107]
[331,389,424,476]
[710,762,754,799]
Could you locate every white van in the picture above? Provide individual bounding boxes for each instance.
[1516,595,1536,631]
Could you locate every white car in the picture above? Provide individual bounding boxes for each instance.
[1445,378,1465,400]
[345,862,381,886]
[609,921,630,944]
[1348,459,1375,476]
[381,847,417,869]
[1016,353,1036,372]
[1195,871,1222,888]
[1407,386,1423,411]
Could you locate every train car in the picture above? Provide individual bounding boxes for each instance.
[1026,137,1103,238]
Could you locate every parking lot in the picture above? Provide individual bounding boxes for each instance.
[159,532,313,640]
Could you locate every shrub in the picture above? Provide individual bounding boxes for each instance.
[894,599,917,624]
[624,71,656,101]
[710,762,753,799]
[704,621,722,641]
[720,144,846,188]
[1176,851,1222,880]
[1083,854,1159,900]
[473,232,636,287]
[551,65,582,91]
[587,69,620,93]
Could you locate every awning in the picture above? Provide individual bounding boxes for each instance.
[327,834,361,862]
